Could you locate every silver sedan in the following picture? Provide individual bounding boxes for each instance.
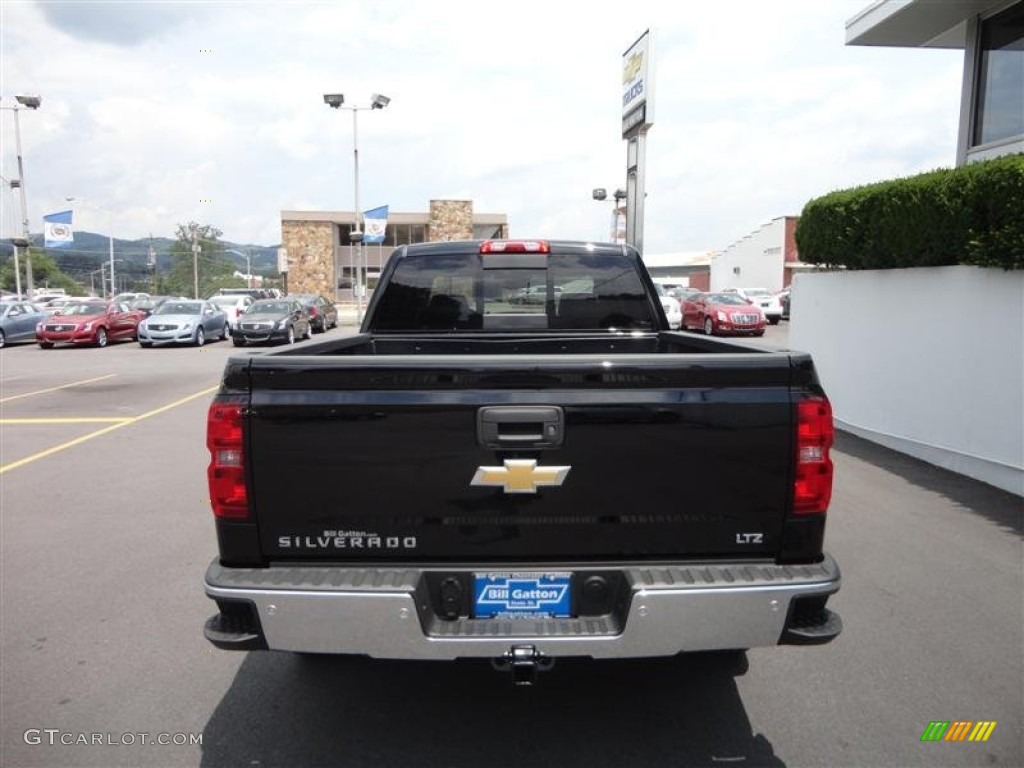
[137,300,229,347]
[0,300,49,348]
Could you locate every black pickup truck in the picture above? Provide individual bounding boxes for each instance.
[204,239,841,681]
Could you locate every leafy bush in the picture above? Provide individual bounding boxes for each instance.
[795,154,1024,270]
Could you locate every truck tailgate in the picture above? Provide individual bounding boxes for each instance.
[245,354,797,561]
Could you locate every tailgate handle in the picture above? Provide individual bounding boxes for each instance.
[477,406,564,450]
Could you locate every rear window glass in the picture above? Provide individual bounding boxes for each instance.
[371,251,656,332]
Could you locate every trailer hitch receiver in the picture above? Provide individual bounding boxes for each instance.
[492,645,554,685]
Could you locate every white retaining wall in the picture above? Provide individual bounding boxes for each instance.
[788,266,1024,496]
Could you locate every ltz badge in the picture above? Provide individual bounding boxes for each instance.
[471,459,570,494]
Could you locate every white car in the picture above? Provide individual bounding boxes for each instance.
[209,294,255,330]
[726,287,783,325]
[654,284,682,330]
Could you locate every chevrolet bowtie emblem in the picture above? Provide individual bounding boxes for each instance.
[471,459,571,494]
[622,51,644,84]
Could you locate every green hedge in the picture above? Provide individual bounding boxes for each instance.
[795,153,1024,270]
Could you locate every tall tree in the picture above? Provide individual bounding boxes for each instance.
[1,248,84,295]
[163,222,240,298]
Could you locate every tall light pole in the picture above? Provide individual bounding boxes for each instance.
[592,187,627,244]
[148,236,157,292]
[225,249,252,288]
[66,196,116,298]
[190,224,201,299]
[89,268,103,296]
[96,259,123,296]
[323,92,390,322]
[2,94,41,296]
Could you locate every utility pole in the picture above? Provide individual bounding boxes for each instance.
[148,235,157,293]
[190,225,201,299]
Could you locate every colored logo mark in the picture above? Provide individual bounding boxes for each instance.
[622,52,643,84]
[920,721,997,742]
[471,459,570,494]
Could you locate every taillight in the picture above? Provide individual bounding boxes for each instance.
[207,400,249,520]
[793,396,834,515]
[480,240,550,254]
[309,307,318,316]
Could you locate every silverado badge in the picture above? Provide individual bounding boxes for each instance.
[471,459,571,494]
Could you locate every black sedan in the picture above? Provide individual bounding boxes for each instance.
[232,299,312,346]
[292,293,338,333]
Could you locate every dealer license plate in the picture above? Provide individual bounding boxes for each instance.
[473,572,572,619]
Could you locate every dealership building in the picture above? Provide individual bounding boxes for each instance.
[709,216,825,293]
[706,0,1023,294]
[280,200,508,300]
[847,0,1023,166]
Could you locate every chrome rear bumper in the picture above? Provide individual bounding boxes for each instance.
[204,555,841,659]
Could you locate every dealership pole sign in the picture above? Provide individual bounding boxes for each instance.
[621,29,653,254]
[622,29,653,139]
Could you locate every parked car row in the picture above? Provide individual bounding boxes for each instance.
[291,293,339,333]
[679,292,767,337]
[232,298,313,346]
[777,288,791,320]
[138,300,230,347]
[0,300,50,348]
[653,283,682,330]
[0,292,339,350]
[720,287,784,325]
[36,300,144,348]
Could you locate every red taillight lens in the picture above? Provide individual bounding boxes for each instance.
[793,396,834,515]
[207,400,249,520]
[479,240,550,254]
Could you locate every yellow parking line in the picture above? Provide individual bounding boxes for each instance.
[131,385,220,421]
[0,417,134,424]
[0,374,117,404]
[0,385,220,475]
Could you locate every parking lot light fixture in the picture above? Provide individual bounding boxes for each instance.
[323,92,390,322]
[2,94,42,296]
[591,186,627,244]
[225,249,253,288]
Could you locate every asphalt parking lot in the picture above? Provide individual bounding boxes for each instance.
[1,320,1020,768]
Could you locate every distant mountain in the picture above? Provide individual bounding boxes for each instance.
[1,231,281,275]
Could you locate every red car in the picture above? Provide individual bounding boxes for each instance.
[682,292,766,337]
[36,300,144,348]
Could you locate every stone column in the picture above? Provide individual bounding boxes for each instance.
[281,220,334,295]
[428,200,473,242]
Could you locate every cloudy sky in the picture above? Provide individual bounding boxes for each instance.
[1,0,964,254]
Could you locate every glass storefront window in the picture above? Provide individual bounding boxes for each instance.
[974,3,1024,146]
